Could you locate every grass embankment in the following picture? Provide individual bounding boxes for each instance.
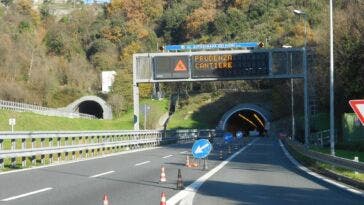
[310,146,364,162]
[0,109,133,131]
[287,143,364,183]
[0,99,169,131]
[139,99,169,129]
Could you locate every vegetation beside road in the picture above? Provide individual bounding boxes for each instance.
[286,141,364,184]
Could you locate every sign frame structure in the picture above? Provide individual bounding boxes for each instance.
[192,139,212,159]
[132,47,308,149]
[349,100,364,125]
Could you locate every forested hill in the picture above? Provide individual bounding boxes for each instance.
[0,0,363,117]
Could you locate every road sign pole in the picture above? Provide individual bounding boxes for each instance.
[203,158,208,170]
[133,55,140,130]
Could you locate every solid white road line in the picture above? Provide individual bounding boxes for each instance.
[167,138,259,205]
[89,170,115,178]
[1,187,53,202]
[180,151,188,154]
[278,140,364,196]
[135,161,151,166]
[162,155,173,159]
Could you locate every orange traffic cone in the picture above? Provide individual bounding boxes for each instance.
[103,194,109,205]
[185,155,191,167]
[160,165,166,182]
[160,192,166,205]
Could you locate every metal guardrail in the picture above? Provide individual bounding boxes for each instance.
[0,99,95,119]
[283,139,364,173]
[0,129,202,169]
[309,129,337,147]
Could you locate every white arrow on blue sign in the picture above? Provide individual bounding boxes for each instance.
[192,139,212,159]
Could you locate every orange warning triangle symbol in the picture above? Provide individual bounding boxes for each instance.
[174,60,187,72]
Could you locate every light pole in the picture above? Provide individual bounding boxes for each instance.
[294,9,309,148]
[329,0,335,156]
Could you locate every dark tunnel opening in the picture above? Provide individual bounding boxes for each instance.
[226,109,266,136]
[77,101,104,119]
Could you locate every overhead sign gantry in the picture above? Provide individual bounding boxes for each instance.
[132,43,308,145]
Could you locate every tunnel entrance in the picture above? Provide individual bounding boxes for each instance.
[225,109,266,136]
[77,101,104,119]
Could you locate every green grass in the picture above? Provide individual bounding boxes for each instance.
[0,109,133,131]
[139,98,169,129]
[168,93,213,129]
[310,146,364,162]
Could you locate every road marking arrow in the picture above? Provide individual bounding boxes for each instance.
[195,144,210,154]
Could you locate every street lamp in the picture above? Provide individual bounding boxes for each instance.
[293,9,307,48]
[294,9,309,148]
[329,0,335,156]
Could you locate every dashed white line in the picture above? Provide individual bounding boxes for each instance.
[135,161,151,166]
[180,151,188,154]
[1,187,53,202]
[162,155,173,159]
[89,170,115,178]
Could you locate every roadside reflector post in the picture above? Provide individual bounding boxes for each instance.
[49,138,53,147]
[0,158,3,169]
[0,139,3,151]
[79,136,82,144]
[71,137,75,146]
[49,154,53,164]
[354,156,359,174]
[41,154,45,165]
[21,138,26,149]
[22,157,26,168]
[65,137,68,146]
[72,151,75,160]
[41,138,45,148]
[32,155,36,166]
[57,153,61,162]
[11,139,15,150]
[57,137,61,147]
[11,157,16,168]
[31,138,35,149]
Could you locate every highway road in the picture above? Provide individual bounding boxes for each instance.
[193,137,363,205]
[0,137,362,205]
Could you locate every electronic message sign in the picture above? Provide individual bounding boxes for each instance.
[153,56,189,79]
[191,52,269,78]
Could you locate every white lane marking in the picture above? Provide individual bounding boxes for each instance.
[1,187,53,202]
[180,151,188,154]
[162,155,173,159]
[135,161,151,166]
[278,140,364,197]
[167,138,259,205]
[89,170,115,178]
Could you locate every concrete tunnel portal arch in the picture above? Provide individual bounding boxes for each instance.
[64,96,113,119]
[217,104,271,135]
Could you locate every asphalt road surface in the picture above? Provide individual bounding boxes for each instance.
[0,137,362,205]
[193,137,363,205]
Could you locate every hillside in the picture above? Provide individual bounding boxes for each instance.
[0,0,362,120]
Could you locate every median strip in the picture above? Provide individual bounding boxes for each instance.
[89,170,115,178]
[1,187,53,201]
[162,155,173,159]
[135,161,151,166]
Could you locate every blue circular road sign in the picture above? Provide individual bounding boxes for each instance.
[192,139,212,159]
